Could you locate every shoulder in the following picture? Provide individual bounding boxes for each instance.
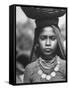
[25,59,39,73]
[57,56,66,75]
[24,60,38,83]
[57,56,66,67]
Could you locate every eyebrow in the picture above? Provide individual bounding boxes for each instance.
[40,34,56,37]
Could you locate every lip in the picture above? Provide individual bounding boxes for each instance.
[44,48,51,51]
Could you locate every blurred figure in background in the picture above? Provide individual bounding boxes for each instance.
[16,19,35,83]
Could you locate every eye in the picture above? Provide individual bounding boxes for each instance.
[39,36,47,40]
[50,36,56,40]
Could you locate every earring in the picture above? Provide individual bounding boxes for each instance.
[34,44,39,50]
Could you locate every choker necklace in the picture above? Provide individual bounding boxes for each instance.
[38,56,60,80]
[39,56,57,69]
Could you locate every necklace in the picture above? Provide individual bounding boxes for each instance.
[38,56,60,80]
[39,56,57,69]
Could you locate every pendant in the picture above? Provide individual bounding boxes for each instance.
[46,75,51,80]
[54,65,59,71]
[51,71,56,77]
[38,70,43,75]
[57,61,60,64]
[41,73,46,79]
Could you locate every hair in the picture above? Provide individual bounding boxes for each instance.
[30,25,65,62]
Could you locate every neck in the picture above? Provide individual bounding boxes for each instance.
[40,53,56,63]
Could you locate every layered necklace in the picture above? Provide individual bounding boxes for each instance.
[38,56,60,80]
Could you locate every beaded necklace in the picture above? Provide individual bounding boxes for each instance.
[38,56,60,80]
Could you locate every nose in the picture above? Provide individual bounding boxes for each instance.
[45,38,51,46]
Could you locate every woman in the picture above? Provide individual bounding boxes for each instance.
[23,7,66,83]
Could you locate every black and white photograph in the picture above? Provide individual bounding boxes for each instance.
[9,5,67,85]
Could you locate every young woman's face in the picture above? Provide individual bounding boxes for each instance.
[38,26,57,55]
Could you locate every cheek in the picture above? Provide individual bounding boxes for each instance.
[51,40,57,48]
[39,40,45,48]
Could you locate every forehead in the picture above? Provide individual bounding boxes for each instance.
[40,26,55,36]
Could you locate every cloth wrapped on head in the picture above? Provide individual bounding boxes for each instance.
[22,6,66,28]
[35,18,59,28]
